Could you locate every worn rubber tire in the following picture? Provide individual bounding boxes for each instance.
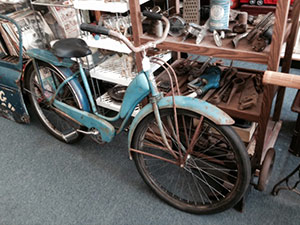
[132,108,251,214]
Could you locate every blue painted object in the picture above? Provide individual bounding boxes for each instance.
[119,72,150,119]
[189,66,221,95]
[128,95,234,150]
[0,14,29,123]
[1,13,235,151]
[53,100,115,142]
[209,0,231,31]
[27,49,75,68]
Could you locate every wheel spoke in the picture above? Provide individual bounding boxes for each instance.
[133,109,250,214]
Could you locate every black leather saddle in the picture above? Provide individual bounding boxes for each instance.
[52,38,92,58]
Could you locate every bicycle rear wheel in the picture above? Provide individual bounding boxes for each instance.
[132,108,251,214]
[26,62,85,143]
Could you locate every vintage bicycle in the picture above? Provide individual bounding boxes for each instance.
[5,11,252,214]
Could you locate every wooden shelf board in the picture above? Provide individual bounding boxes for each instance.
[141,34,269,65]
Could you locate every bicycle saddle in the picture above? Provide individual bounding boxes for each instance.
[52,38,92,58]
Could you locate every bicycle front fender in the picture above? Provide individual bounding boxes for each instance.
[128,95,234,158]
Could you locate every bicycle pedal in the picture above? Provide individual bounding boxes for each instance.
[63,131,79,143]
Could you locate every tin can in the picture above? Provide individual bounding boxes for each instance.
[209,0,230,31]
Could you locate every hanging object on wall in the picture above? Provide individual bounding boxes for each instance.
[183,0,200,24]
[209,0,231,31]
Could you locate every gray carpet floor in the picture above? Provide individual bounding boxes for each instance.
[0,66,300,225]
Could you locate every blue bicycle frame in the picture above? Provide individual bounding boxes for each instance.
[28,51,234,148]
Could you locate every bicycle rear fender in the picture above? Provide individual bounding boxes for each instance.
[26,51,90,112]
[128,95,234,157]
[27,49,74,68]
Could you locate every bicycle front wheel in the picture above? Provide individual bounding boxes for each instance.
[132,108,251,214]
[25,62,85,143]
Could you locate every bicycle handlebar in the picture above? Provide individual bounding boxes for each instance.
[142,10,162,20]
[80,11,170,53]
[263,71,300,89]
[80,23,110,35]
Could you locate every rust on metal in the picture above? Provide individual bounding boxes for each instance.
[130,148,180,166]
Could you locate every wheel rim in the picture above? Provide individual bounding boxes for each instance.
[134,110,248,212]
[29,65,82,140]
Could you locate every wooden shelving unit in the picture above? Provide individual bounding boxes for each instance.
[128,0,300,173]
[140,34,270,65]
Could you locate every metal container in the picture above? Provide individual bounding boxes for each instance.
[209,0,230,31]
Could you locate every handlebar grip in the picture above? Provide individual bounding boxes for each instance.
[142,10,162,20]
[80,23,110,35]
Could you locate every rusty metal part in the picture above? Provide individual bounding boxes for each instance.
[247,12,274,42]
[209,68,238,104]
[226,77,245,105]
[239,77,258,110]
[187,56,213,81]
[232,32,249,48]
[151,56,183,158]
[233,24,247,34]
[254,73,264,93]
[225,32,237,38]
[130,147,179,165]
[272,162,300,196]
[252,37,268,52]
[183,115,204,164]
[151,57,181,95]
[238,12,248,25]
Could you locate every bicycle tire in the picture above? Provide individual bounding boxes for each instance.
[132,108,251,214]
[25,61,85,143]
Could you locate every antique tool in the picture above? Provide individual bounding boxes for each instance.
[233,24,247,34]
[187,66,221,96]
[226,77,245,105]
[169,16,186,37]
[232,11,248,34]
[213,30,222,47]
[188,56,213,81]
[232,32,249,48]
[239,76,258,110]
[183,21,209,44]
[252,37,268,52]
[247,12,274,43]
[209,68,238,104]
[252,24,273,52]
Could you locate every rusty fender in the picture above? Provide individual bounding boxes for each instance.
[128,95,234,157]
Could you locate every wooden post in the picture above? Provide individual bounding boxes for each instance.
[129,0,143,71]
[254,0,291,167]
[273,0,300,121]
